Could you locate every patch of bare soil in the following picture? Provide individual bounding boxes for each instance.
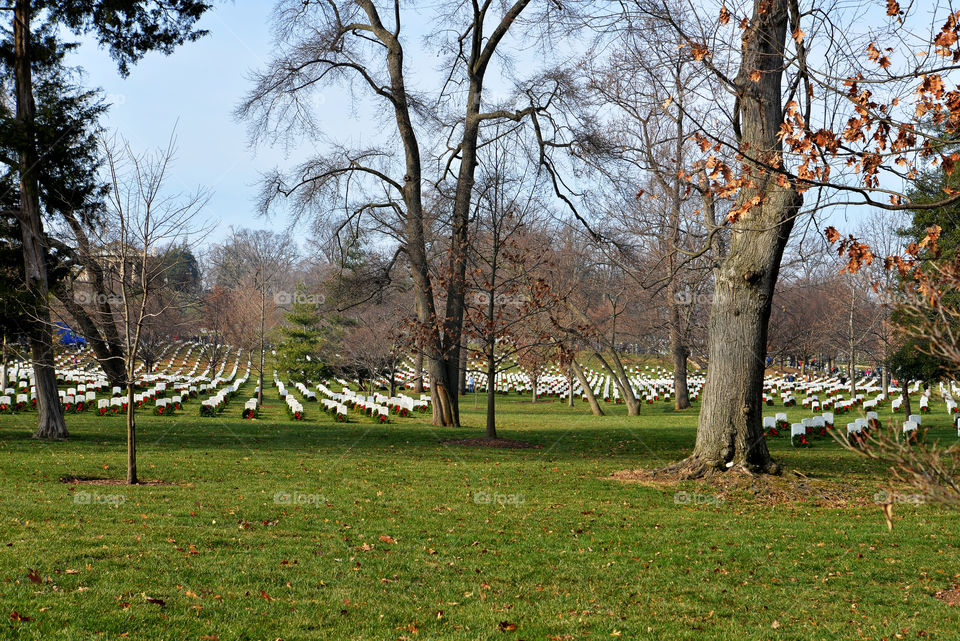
[59,476,175,486]
[935,588,960,606]
[441,437,542,450]
[609,468,861,506]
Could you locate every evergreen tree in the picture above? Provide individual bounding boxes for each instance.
[885,141,960,404]
[276,282,333,383]
[900,158,960,259]
[2,0,213,439]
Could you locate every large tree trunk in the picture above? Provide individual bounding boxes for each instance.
[429,357,456,426]
[1,334,7,391]
[666,0,799,477]
[458,344,467,396]
[55,289,126,387]
[595,352,639,415]
[126,384,137,484]
[438,0,532,426]
[414,350,424,393]
[671,338,691,410]
[32,340,66,438]
[439,356,460,425]
[363,0,457,426]
[571,359,604,416]
[668,282,691,410]
[485,346,497,438]
[14,0,67,440]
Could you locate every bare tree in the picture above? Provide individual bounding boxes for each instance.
[237,0,587,426]
[463,139,555,438]
[199,285,237,377]
[208,229,296,405]
[584,7,725,410]
[621,0,960,476]
[99,133,210,484]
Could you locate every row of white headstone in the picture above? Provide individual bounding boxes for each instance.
[274,379,305,418]
[200,367,251,414]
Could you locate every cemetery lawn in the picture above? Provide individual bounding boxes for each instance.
[2,388,960,640]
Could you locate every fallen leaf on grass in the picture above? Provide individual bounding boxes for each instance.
[26,569,42,585]
[143,594,166,606]
[10,611,34,622]
[498,621,517,631]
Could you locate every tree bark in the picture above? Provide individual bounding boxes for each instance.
[59,209,128,387]
[668,282,691,410]
[667,0,799,477]
[414,350,424,393]
[14,0,67,439]
[458,343,467,396]
[126,383,137,484]
[359,0,456,426]
[671,340,691,410]
[54,289,126,387]
[388,360,396,398]
[355,0,533,426]
[1,334,7,391]
[430,366,455,426]
[571,359,604,416]
[485,345,497,438]
[595,352,639,415]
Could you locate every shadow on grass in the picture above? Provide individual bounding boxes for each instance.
[0,405,919,483]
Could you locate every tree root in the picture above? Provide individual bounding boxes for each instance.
[652,455,781,480]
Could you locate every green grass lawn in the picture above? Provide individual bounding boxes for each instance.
[1,386,959,640]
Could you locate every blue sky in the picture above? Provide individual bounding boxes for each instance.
[67,2,294,244]
[61,0,915,253]
[64,2,469,249]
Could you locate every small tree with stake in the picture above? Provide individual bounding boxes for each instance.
[98,133,209,484]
